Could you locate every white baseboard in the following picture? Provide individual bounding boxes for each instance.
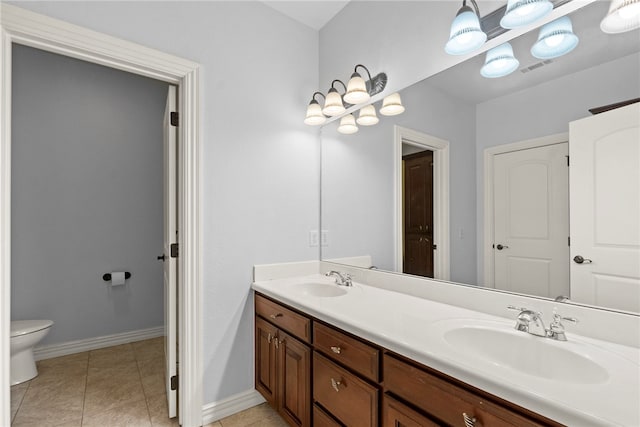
[33,326,164,361]
[201,389,266,424]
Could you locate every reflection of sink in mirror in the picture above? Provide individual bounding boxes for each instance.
[441,321,609,384]
[294,283,347,298]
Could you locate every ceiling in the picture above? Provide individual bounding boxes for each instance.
[261,1,350,30]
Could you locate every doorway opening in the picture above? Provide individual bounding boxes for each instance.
[394,126,450,280]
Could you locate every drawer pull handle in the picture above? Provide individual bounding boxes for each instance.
[330,346,342,354]
[269,313,283,319]
[267,333,272,343]
[330,378,343,392]
[274,337,285,349]
[463,413,476,427]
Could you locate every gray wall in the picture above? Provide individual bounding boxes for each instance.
[9,1,319,404]
[11,44,169,345]
[475,52,640,282]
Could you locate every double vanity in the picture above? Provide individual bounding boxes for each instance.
[252,264,640,427]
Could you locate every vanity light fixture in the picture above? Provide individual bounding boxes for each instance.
[322,80,347,117]
[344,64,374,105]
[500,0,553,29]
[304,92,327,126]
[600,0,640,33]
[445,0,487,55]
[379,93,406,116]
[337,114,359,134]
[357,105,379,126]
[480,42,520,78]
[531,16,579,59]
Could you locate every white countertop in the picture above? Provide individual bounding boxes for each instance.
[252,274,640,427]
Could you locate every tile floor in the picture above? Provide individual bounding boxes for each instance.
[10,338,285,427]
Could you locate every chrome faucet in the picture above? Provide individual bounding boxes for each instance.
[508,306,578,340]
[325,270,352,287]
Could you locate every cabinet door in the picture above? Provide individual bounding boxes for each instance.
[278,330,311,427]
[383,395,440,427]
[255,316,278,406]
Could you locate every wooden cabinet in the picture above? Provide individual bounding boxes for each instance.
[383,395,439,427]
[255,295,311,426]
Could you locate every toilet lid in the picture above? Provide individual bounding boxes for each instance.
[11,320,54,337]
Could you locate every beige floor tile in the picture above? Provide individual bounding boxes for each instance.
[34,354,88,383]
[10,382,30,422]
[133,337,164,362]
[86,361,139,385]
[37,352,89,368]
[81,398,151,427]
[83,376,146,417]
[20,375,86,411]
[203,423,223,427]
[146,392,179,426]
[12,402,83,427]
[141,372,166,398]
[219,403,282,427]
[137,356,164,378]
[88,344,136,368]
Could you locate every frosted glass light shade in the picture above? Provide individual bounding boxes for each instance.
[322,88,346,116]
[337,114,358,134]
[380,93,405,116]
[344,73,370,105]
[601,0,640,33]
[357,105,379,126]
[304,100,326,126]
[531,17,579,59]
[445,6,487,55]
[500,0,553,29]
[481,43,520,78]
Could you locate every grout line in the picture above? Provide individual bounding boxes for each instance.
[80,352,89,427]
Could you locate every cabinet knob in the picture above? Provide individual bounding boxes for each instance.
[330,378,343,392]
[269,313,283,319]
[462,413,476,427]
[330,346,342,354]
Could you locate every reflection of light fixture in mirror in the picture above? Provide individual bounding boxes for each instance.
[601,0,640,33]
[304,92,327,126]
[344,64,373,105]
[445,0,487,55]
[322,80,347,116]
[531,17,579,59]
[480,42,519,78]
[337,114,358,134]
[356,105,379,126]
[500,0,553,29]
[380,93,405,116]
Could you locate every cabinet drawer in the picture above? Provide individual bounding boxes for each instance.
[383,395,440,427]
[313,352,378,427]
[314,322,380,382]
[255,294,311,343]
[313,404,342,427]
[384,354,546,427]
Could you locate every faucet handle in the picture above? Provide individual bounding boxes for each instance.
[507,305,541,316]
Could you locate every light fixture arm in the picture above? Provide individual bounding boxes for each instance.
[311,91,326,103]
[353,64,373,83]
[331,79,347,93]
[465,0,481,18]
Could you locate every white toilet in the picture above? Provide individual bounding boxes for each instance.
[10,320,54,385]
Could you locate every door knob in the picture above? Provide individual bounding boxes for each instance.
[496,244,509,250]
[573,255,592,264]
[157,254,166,261]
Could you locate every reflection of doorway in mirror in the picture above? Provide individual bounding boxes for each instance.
[484,136,570,299]
[394,126,450,280]
[403,149,434,277]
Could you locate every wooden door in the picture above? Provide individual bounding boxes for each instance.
[403,151,434,277]
[492,143,569,298]
[569,103,640,312]
[277,331,311,427]
[255,317,278,406]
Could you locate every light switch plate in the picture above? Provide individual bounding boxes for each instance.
[320,230,329,246]
[309,230,319,247]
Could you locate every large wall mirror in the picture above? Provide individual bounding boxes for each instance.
[320,1,640,314]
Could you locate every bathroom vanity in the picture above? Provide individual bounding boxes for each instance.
[253,268,640,427]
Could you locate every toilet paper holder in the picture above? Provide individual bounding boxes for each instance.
[102,272,131,281]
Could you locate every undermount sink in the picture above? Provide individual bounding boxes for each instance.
[439,320,610,384]
[294,282,348,298]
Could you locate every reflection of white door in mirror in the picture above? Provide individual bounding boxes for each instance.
[485,137,569,299]
[570,102,640,313]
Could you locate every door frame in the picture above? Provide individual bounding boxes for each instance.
[482,132,568,288]
[0,5,203,427]
[394,126,450,280]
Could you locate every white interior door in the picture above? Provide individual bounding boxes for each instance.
[569,103,640,312]
[493,143,570,298]
[163,85,178,418]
